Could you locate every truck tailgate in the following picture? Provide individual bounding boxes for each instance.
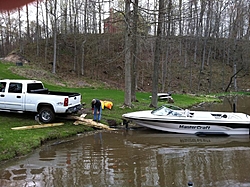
[68,94,81,106]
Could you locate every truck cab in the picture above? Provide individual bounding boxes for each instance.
[0,81,25,110]
[0,79,82,123]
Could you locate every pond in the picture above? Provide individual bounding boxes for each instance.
[1,96,250,187]
[191,95,250,115]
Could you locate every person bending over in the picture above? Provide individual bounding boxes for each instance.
[91,99,102,122]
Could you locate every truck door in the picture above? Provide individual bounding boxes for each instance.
[4,82,24,110]
[0,81,7,109]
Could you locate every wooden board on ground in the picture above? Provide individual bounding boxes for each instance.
[59,114,114,130]
[74,119,114,130]
[11,123,64,130]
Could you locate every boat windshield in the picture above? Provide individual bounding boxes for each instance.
[151,105,184,116]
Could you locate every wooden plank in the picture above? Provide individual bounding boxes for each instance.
[73,119,114,130]
[58,114,114,130]
[11,123,64,130]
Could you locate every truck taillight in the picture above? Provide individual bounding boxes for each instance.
[64,98,68,106]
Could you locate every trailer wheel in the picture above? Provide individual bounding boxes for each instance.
[39,106,55,123]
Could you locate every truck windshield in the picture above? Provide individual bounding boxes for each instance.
[27,83,44,93]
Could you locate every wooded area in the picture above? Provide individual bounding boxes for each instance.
[1,0,250,107]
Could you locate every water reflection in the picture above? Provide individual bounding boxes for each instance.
[192,95,250,115]
[1,129,250,187]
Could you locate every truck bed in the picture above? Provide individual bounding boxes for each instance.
[29,88,80,97]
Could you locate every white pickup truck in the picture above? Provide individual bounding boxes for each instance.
[0,79,82,123]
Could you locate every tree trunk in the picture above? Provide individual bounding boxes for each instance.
[98,0,102,34]
[131,0,138,102]
[124,0,132,107]
[150,0,164,108]
[52,0,57,74]
[81,36,86,76]
[36,0,39,56]
[18,8,23,53]
[26,4,30,40]
[84,0,88,33]
[44,0,49,65]
[162,42,169,92]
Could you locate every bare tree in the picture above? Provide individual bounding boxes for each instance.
[131,0,138,102]
[161,0,172,92]
[98,0,102,34]
[18,7,23,53]
[150,0,164,108]
[5,11,11,53]
[84,0,88,33]
[178,0,182,36]
[81,36,86,76]
[62,0,68,34]
[36,0,39,56]
[26,4,30,40]
[44,0,49,64]
[124,0,132,107]
[50,0,58,74]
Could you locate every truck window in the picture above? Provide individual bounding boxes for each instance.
[27,83,44,93]
[8,83,22,93]
[0,82,6,92]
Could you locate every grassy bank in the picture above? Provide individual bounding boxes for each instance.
[0,61,220,162]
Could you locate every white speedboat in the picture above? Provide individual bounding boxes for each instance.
[122,105,250,136]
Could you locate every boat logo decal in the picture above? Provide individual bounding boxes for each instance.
[179,125,210,130]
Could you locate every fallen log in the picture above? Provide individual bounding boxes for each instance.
[59,114,114,130]
[11,123,64,130]
[73,119,114,130]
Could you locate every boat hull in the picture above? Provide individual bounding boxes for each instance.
[122,109,250,135]
[132,119,249,135]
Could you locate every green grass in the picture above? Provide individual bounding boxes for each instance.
[0,61,221,162]
[0,62,25,79]
[0,113,93,161]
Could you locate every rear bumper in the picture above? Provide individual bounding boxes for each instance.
[66,104,82,113]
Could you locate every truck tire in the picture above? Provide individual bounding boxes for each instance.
[39,106,55,123]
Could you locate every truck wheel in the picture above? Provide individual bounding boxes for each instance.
[39,107,55,123]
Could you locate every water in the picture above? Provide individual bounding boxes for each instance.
[1,96,250,187]
[191,95,250,114]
